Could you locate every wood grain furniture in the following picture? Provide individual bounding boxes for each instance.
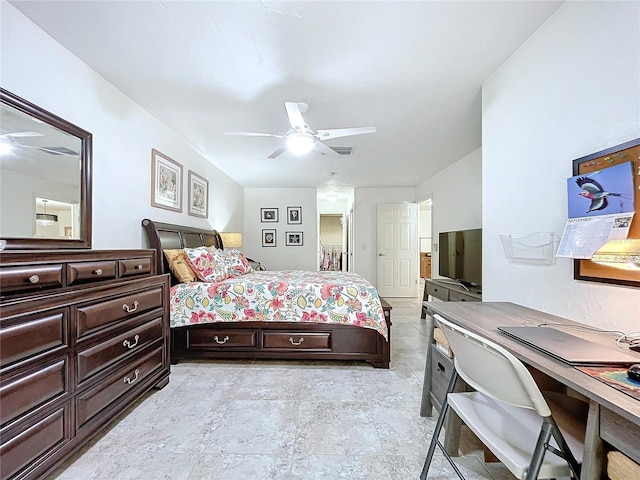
[0,250,171,480]
[421,301,640,480]
[142,219,392,368]
[420,253,431,278]
[420,278,481,419]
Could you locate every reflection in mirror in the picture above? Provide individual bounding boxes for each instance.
[0,88,92,249]
[35,197,80,239]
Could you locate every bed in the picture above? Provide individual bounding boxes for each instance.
[142,219,392,368]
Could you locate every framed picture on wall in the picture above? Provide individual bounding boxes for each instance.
[286,231,303,246]
[262,229,276,247]
[151,149,182,212]
[287,206,302,224]
[187,170,208,218]
[261,208,279,222]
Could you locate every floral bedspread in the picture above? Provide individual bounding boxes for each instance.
[170,270,388,339]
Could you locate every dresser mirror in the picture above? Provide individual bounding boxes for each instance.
[0,88,92,249]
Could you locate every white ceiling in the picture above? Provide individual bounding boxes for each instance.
[10,0,563,197]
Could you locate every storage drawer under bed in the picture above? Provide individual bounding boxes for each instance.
[262,331,332,350]
[185,329,258,349]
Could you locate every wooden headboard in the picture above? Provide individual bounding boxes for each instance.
[142,219,223,283]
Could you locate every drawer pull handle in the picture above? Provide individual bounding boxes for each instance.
[135,264,143,270]
[93,269,103,275]
[122,301,139,313]
[214,336,229,344]
[123,369,140,385]
[28,274,40,284]
[437,362,445,373]
[289,337,304,346]
[123,334,140,349]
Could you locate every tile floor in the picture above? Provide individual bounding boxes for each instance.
[48,294,517,480]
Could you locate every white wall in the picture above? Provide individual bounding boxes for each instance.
[415,148,483,282]
[1,4,244,249]
[352,187,417,286]
[482,2,640,331]
[243,188,318,271]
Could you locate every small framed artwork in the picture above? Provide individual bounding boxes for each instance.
[286,231,303,246]
[151,149,182,212]
[261,208,279,222]
[287,206,302,224]
[262,229,276,247]
[188,170,208,218]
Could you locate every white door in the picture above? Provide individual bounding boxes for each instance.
[376,203,419,297]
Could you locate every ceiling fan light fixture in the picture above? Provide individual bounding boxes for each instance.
[286,133,315,155]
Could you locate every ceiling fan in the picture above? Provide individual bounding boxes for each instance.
[225,102,376,159]
[0,131,79,156]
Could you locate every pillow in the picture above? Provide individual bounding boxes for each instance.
[222,249,252,277]
[163,249,197,283]
[183,246,229,282]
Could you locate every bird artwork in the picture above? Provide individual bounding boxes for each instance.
[575,176,631,212]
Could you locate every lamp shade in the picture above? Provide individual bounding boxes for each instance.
[591,239,640,271]
[220,232,243,249]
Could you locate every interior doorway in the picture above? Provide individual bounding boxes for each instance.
[317,186,353,272]
[419,198,433,279]
[319,214,343,271]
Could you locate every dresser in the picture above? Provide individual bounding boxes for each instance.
[0,250,170,480]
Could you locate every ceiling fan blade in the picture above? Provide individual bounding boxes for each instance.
[313,140,339,156]
[267,147,287,159]
[224,131,283,138]
[0,131,44,138]
[284,102,306,130]
[316,126,376,141]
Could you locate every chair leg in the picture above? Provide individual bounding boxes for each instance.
[420,371,465,480]
[547,417,582,479]
[525,421,554,480]
[525,417,582,480]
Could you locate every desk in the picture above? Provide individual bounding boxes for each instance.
[423,302,640,480]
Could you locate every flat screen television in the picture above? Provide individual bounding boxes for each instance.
[438,228,482,288]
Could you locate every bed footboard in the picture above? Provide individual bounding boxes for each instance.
[171,299,392,368]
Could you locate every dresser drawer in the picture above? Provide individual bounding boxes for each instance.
[430,345,454,409]
[76,287,164,340]
[67,260,117,285]
[263,331,332,350]
[0,264,63,294]
[448,290,481,302]
[187,329,257,349]
[1,359,70,428]
[76,345,164,428]
[0,404,71,480]
[0,310,69,368]
[119,258,152,277]
[77,316,164,385]
[426,281,449,301]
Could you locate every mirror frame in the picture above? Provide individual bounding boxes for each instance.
[1,88,92,250]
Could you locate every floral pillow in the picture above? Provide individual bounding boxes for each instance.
[163,249,197,283]
[183,246,229,282]
[221,249,252,277]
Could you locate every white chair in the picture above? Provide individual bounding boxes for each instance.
[420,315,584,480]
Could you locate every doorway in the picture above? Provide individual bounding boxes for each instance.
[419,198,432,279]
[319,214,343,271]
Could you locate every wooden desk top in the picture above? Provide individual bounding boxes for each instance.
[428,301,640,425]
